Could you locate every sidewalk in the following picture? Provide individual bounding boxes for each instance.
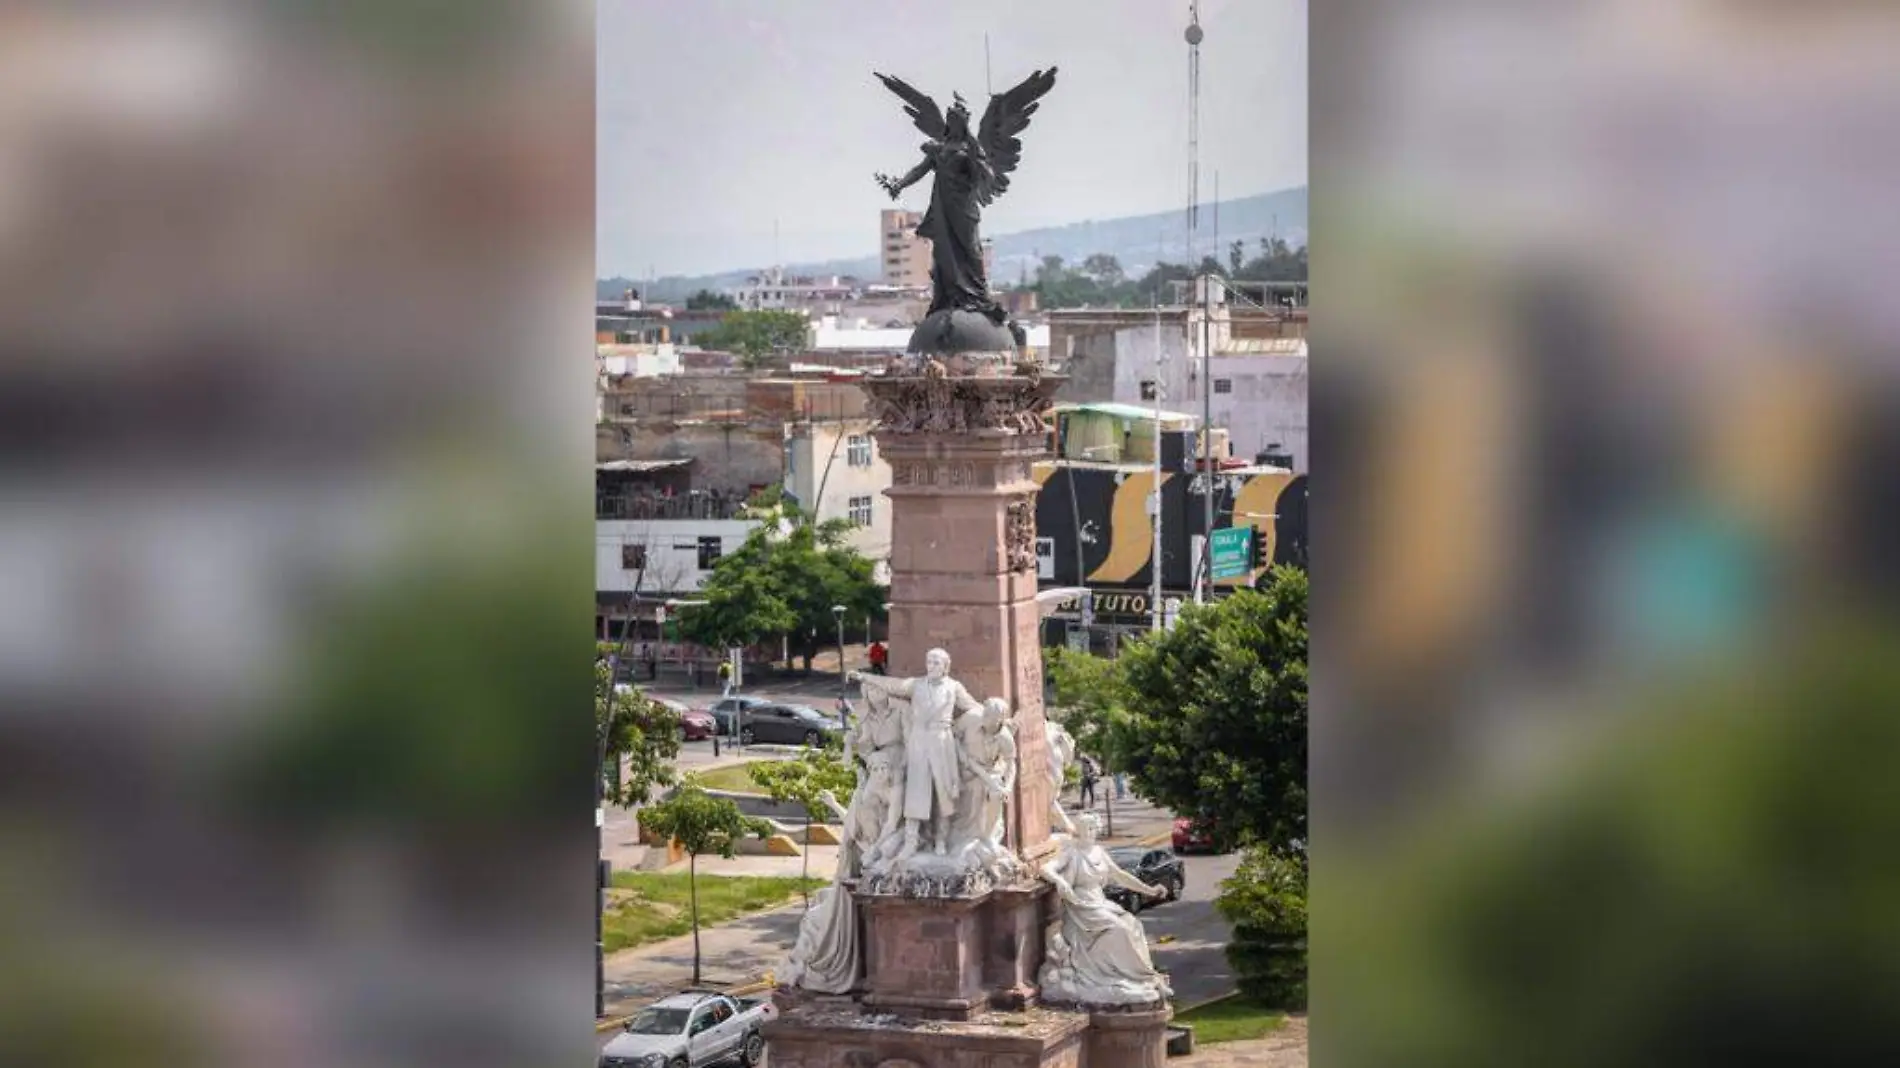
[602,897,809,1014]
[1175,1017,1308,1068]
[1060,787,1175,847]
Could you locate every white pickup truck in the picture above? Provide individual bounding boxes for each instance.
[600,990,777,1068]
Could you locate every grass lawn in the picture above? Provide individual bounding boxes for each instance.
[690,761,769,794]
[1172,996,1288,1044]
[604,872,826,953]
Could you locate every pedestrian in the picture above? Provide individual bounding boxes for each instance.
[717,659,734,698]
[1078,755,1099,810]
[645,645,658,682]
[1114,771,1128,800]
[867,640,888,676]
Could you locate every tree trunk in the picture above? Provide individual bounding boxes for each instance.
[689,853,702,985]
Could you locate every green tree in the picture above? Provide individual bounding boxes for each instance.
[695,310,810,370]
[637,778,772,983]
[596,642,681,806]
[1080,253,1125,287]
[1043,645,1134,768]
[747,742,858,899]
[1236,240,1307,283]
[1117,567,1307,852]
[1217,846,1308,1008]
[681,500,885,671]
[686,289,738,311]
[1230,239,1246,275]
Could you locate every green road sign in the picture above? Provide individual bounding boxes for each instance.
[1209,526,1254,581]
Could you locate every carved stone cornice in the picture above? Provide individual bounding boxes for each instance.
[860,364,1065,437]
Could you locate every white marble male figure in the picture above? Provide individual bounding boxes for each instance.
[851,647,981,862]
[951,697,1020,874]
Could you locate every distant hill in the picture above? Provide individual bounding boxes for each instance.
[600,186,1306,303]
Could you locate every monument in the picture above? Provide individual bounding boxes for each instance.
[765,66,1175,1068]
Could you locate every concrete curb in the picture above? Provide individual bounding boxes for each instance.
[1170,989,1239,1017]
[1138,831,1172,847]
[595,974,778,1033]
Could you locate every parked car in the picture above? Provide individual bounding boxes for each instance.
[739,703,843,747]
[1105,846,1186,913]
[674,706,717,742]
[705,696,770,737]
[599,990,776,1068]
[1172,816,1223,854]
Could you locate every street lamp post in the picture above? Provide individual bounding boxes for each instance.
[832,604,847,697]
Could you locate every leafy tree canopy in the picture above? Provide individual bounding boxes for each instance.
[694,309,810,369]
[640,778,771,859]
[685,289,738,311]
[1010,243,1306,310]
[680,496,885,667]
[596,642,681,805]
[1043,644,1134,767]
[747,742,857,820]
[1117,567,1307,852]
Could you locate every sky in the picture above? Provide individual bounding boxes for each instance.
[597,0,1307,279]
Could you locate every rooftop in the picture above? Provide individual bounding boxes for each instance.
[1218,337,1307,356]
[1055,401,1198,424]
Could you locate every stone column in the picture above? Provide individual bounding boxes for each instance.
[861,367,1064,862]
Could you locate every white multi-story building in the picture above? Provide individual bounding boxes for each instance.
[783,418,891,573]
[596,516,759,598]
[1049,284,1308,471]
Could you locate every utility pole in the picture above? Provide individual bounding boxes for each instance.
[1151,293,1165,633]
[594,652,616,1020]
[1198,271,1215,605]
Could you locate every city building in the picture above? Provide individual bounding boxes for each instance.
[881,208,929,286]
[594,459,762,641]
[596,342,682,379]
[596,370,894,568]
[810,316,1053,357]
[881,207,998,289]
[731,267,859,313]
[597,306,730,347]
[1047,280,1309,471]
[1032,407,1307,654]
[784,417,892,569]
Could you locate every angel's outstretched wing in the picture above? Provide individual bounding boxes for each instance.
[875,72,946,141]
[976,67,1058,204]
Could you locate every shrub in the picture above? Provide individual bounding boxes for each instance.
[1217,846,1308,1008]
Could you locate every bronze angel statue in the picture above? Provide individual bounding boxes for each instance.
[874,67,1057,353]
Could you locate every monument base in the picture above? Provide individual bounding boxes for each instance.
[1079,1005,1174,1068]
[766,1003,1089,1068]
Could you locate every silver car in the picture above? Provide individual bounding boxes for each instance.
[600,991,775,1068]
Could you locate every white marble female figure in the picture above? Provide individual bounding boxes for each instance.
[950,697,1019,874]
[851,648,981,861]
[780,790,859,993]
[1036,812,1172,1006]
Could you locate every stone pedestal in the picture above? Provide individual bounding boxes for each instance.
[860,893,988,1020]
[983,885,1052,1010]
[855,883,1056,1020]
[1080,1006,1174,1068]
[861,369,1065,864]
